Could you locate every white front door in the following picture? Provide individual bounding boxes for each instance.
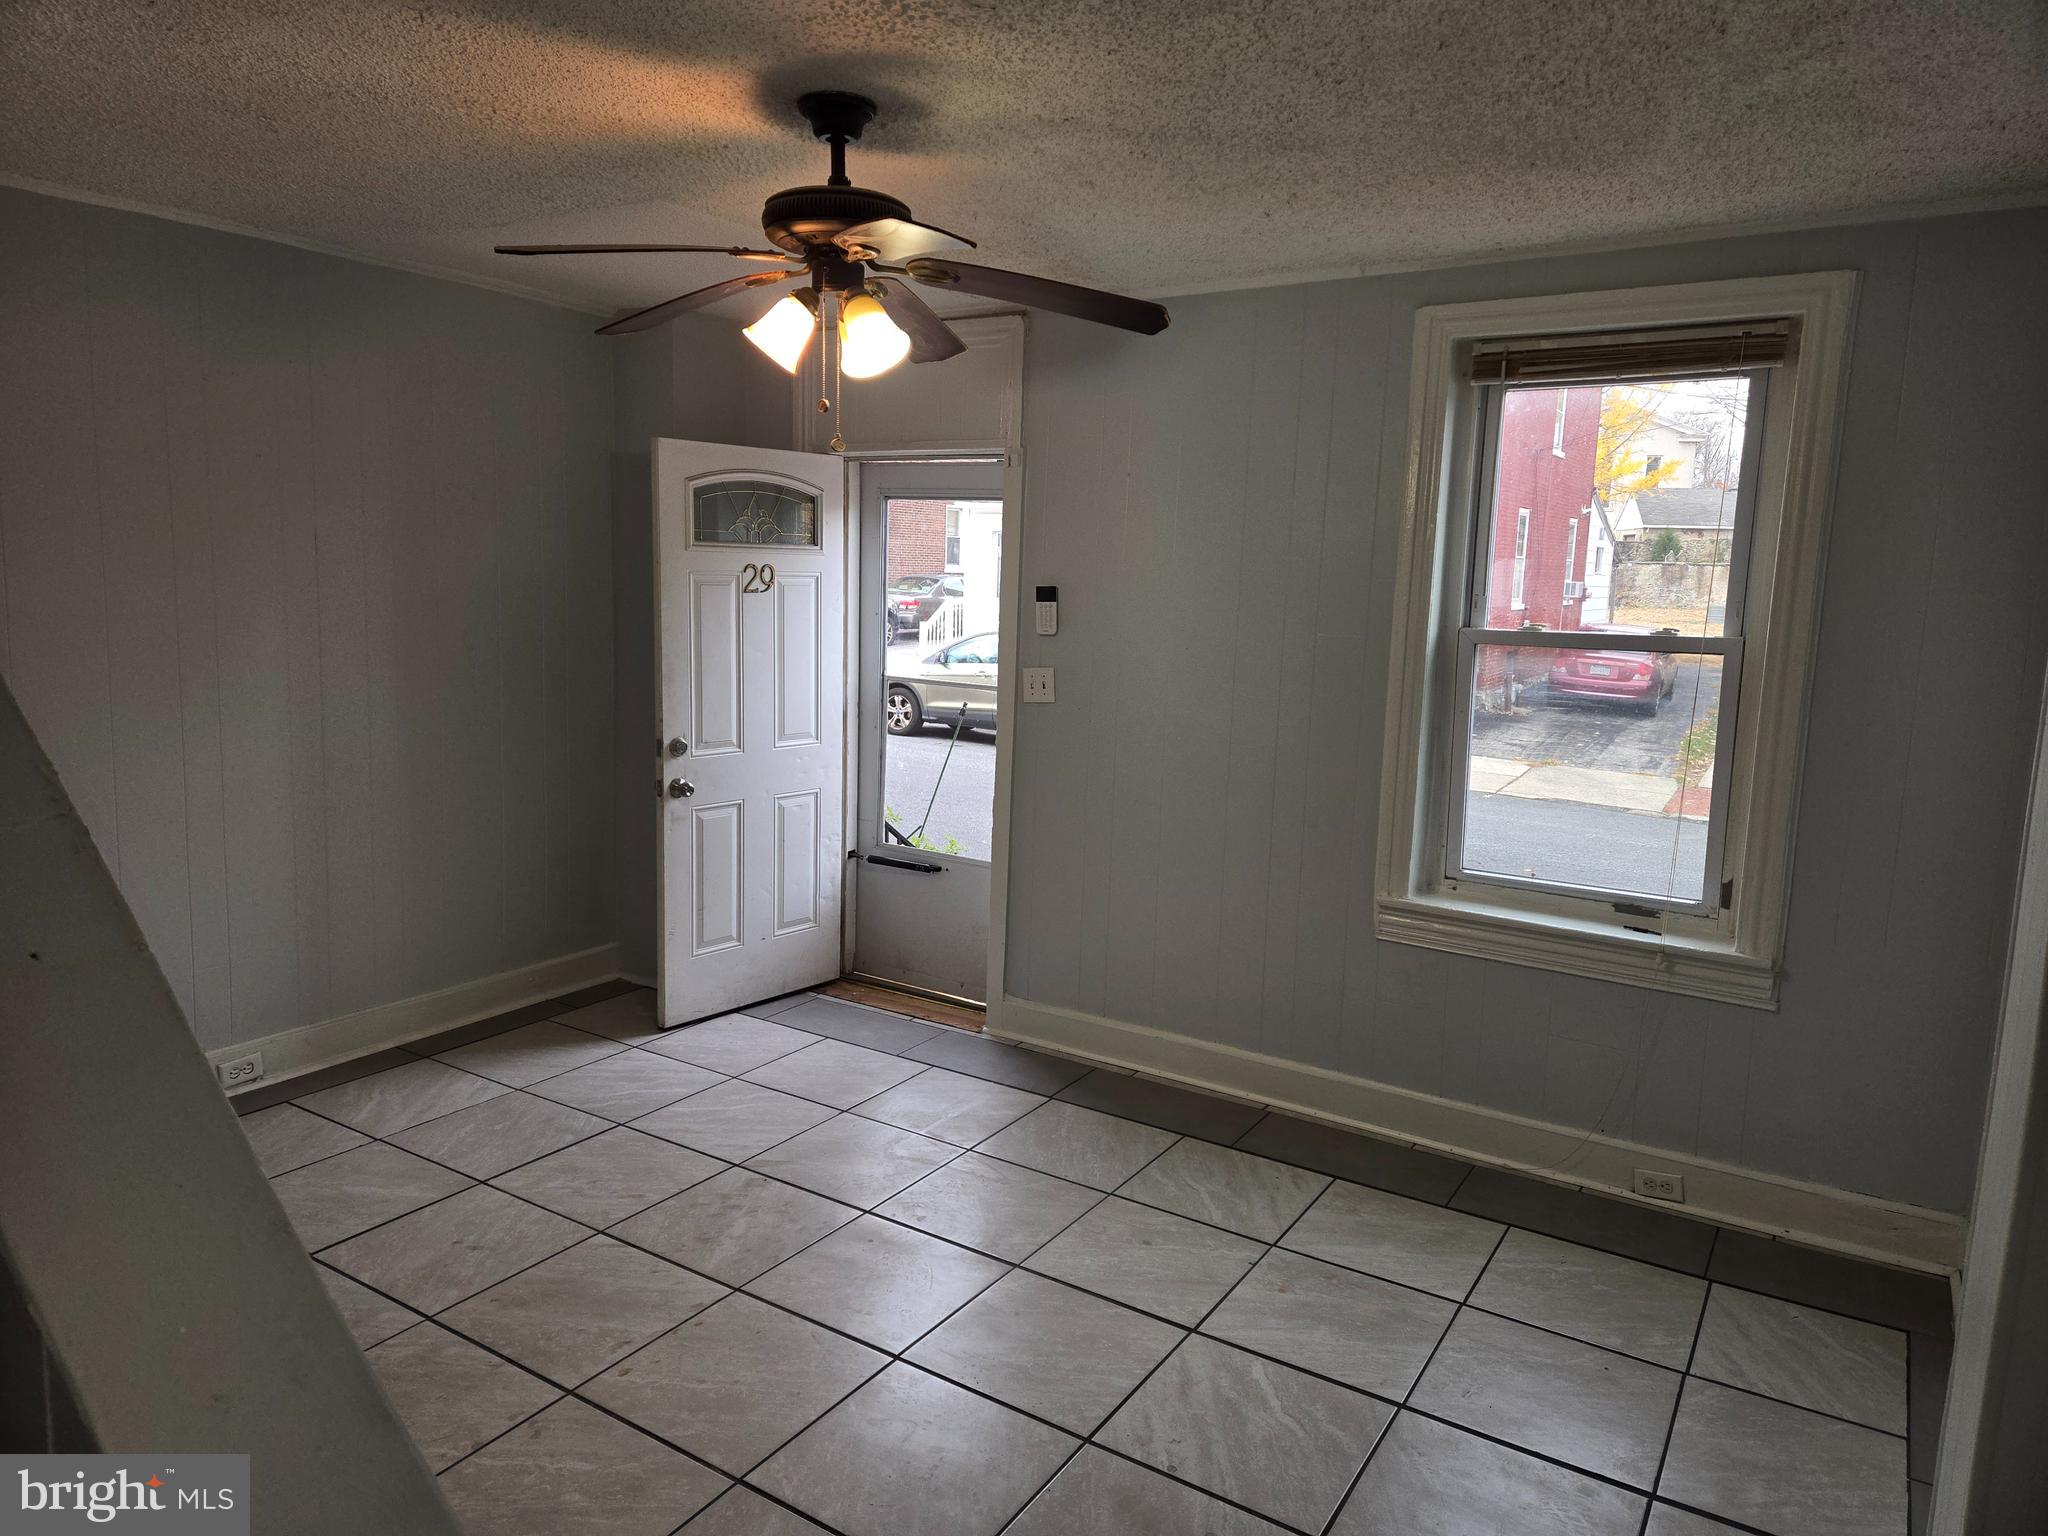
[655,439,847,1027]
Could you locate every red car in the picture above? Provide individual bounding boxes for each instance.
[1546,626,1680,715]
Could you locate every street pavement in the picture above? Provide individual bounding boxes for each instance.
[885,729,996,860]
[1467,662,1722,818]
[1469,660,1722,777]
[1463,793,1708,902]
[878,637,996,859]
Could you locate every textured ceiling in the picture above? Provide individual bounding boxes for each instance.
[3,0,2045,321]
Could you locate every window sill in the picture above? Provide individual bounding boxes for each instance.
[1375,892,1779,1008]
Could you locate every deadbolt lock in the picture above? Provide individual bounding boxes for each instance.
[667,737,689,758]
[667,778,696,799]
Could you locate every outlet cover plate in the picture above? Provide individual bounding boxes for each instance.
[216,1052,265,1090]
[1632,1168,1685,1203]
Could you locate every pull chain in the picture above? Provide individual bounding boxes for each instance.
[815,293,832,439]
[828,293,846,454]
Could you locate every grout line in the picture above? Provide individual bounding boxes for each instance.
[292,989,1925,1533]
[1639,1252,1718,1533]
[298,1062,1916,1423]
[290,1069,1919,1424]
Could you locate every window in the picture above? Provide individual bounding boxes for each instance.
[1552,390,1569,455]
[1376,274,1856,1006]
[692,479,819,546]
[945,505,962,568]
[942,635,996,666]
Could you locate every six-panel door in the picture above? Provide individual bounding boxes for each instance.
[655,442,845,1027]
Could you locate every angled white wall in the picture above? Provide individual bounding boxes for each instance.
[0,186,617,1056]
[0,679,456,1530]
[1002,205,2048,1216]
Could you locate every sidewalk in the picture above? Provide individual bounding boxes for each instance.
[1471,755,1706,820]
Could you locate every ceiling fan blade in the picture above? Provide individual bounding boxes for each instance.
[870,279,968,364]
[833,218,976,263]
[496,243,796,262]
[596,270,800,336]
[904,258,1168,335]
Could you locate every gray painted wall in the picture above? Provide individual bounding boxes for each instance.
[0,187,615,1055]
[1005,206,2048,1214]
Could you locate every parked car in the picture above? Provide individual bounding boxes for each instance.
[886,632,998,734]
[887,573,964,638]
[1545,625,1680,714]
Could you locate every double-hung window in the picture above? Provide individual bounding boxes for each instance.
[1376,274,1856,1006]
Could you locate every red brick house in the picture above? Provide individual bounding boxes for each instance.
[884,499,957,582]
[1475,384,1605,703]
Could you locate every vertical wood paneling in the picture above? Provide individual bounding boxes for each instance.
[1212,292,1305,1054]
[558,329,614,955]
[84,218,197,1015]
[496,309,551,968]
[155,223,236,1035]
[0,198,118,854]
[281,247,334,1028]
[1070,345,1140,1014]
[0,186,615,1055]
[1098,331,1173,1029]
[203,231,304,1043]
[1009,206,2048,1212]
[306,258,380,1017]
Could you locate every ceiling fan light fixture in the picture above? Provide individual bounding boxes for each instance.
[742,290,820,373]
[509,91,1166,351]
[838,290,912,379]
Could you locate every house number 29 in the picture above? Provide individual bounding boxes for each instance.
[741,562,777,594]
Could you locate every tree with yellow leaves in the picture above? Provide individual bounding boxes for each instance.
[1594,386,1684,507]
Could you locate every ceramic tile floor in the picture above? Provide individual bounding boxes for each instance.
[239,982,1950,1536]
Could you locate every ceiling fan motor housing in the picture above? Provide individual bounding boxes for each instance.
[761,184,912,255]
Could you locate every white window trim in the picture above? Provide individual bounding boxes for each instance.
[1510,508,1529,609]
[1562,520,1578,601]
[1375,272,1857,1009]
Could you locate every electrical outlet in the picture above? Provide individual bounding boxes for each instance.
[1022,666,1055,703]
[216,1052,264,1090]
[1633,1168,1685,1203]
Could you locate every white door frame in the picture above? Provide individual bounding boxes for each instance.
[841,444,1025,1011]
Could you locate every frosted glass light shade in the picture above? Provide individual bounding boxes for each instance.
[838,292,911,379]
[743,294,819,374]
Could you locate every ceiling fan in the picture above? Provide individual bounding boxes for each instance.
[495,91,1168,384]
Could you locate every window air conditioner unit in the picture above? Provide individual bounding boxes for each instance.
[1562,580,1586,599]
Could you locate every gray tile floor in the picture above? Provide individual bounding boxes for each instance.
[242,983,1949,1536]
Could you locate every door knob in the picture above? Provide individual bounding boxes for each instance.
[667,737,688,758]
[667,779,696,799]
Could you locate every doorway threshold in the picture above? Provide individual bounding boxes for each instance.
[824,975,985,1033]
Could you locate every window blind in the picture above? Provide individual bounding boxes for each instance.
[1466,320,1794,385]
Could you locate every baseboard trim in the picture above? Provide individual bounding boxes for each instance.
[990,994,1965,1276]
[213,944,623,1091]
